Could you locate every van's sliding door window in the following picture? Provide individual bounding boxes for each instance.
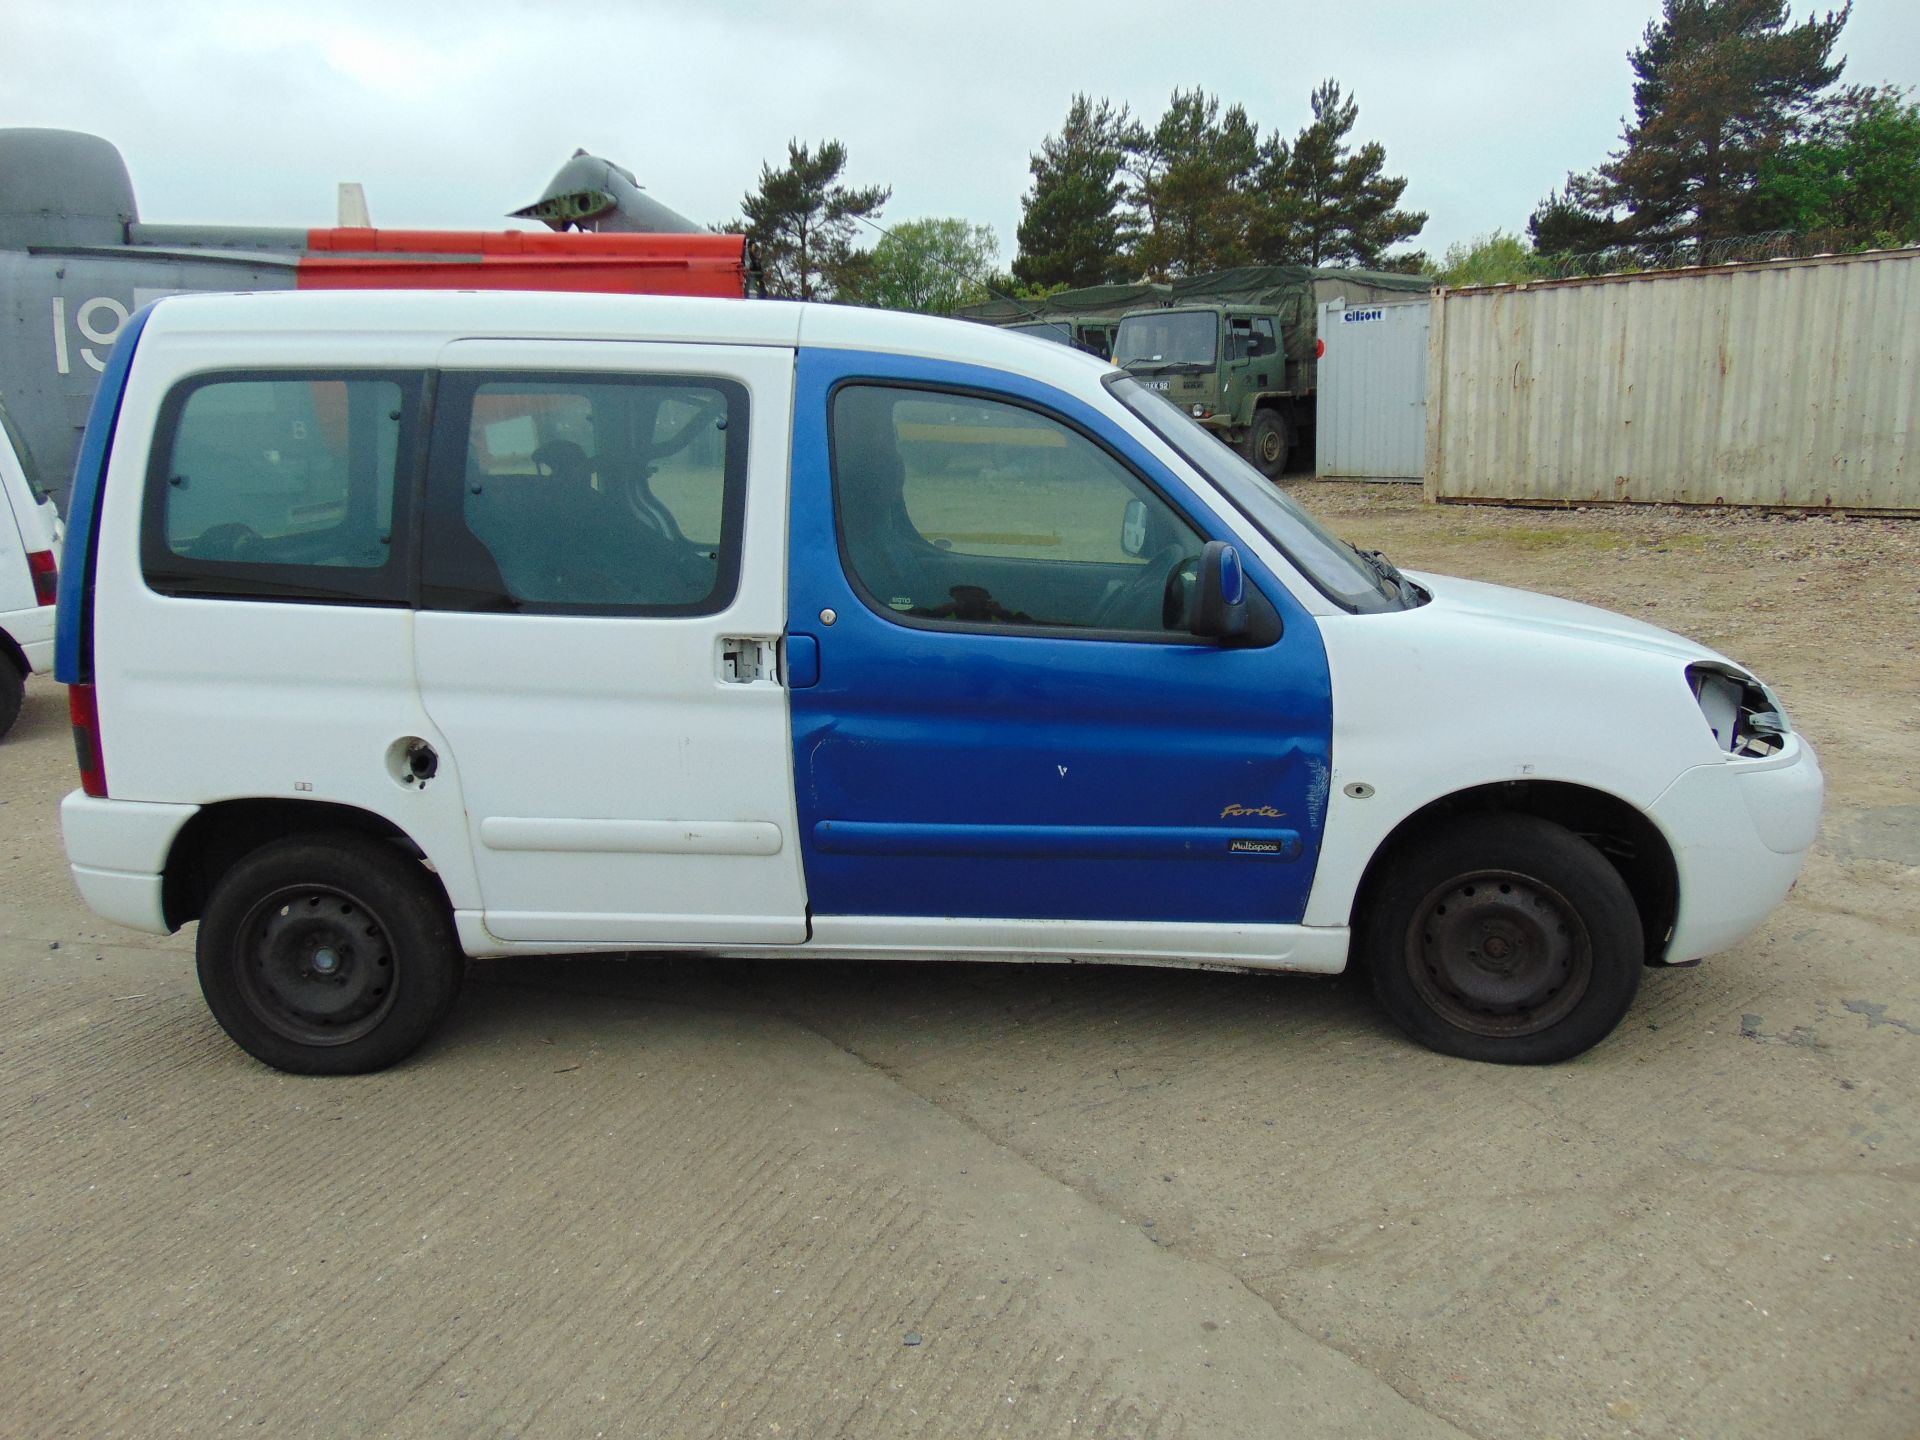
[420,373,748,616]
[141,372,421,604]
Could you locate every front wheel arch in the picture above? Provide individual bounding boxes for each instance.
[1347,780,1680,969]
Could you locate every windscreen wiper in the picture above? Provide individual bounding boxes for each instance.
[1357,547,1422,605]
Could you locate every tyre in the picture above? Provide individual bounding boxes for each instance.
[1358,814,1643,1064]
[0,652,21,741]
[1245,409,1289,479]
[195,831,463,1075]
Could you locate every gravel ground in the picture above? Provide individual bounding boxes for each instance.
[1,483,1915,1439]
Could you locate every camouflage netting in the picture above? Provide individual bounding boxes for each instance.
[954,283,1168,327]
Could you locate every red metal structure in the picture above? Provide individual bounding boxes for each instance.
[297,229,754,298]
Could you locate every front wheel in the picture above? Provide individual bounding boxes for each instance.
[1359,815,1643,1064]
[1245,410,1289,479]
[196,832,462,1075]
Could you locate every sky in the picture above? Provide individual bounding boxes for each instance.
[6,0,1918,264]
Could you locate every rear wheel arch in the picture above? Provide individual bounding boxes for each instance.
[1348,780,1680,967]
[161,799,453,933]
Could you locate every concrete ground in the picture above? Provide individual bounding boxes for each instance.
[2,488,1915,1439]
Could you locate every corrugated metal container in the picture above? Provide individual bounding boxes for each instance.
[1315,297,1428,481]
[1426,248,1920,511]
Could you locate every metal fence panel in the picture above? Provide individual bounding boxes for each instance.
[1426,248,1920,511]
[1315,298,1428,481]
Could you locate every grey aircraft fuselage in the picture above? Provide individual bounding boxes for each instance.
[1,131,704,509]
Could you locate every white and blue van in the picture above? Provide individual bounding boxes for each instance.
[55,291,1823,1073]
[0,393,62,740]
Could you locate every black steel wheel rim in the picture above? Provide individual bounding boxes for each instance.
[232,883,400,1046]
[1404,868,1592,1038]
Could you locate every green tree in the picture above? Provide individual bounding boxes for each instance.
[1527,181,1621,257]
[1754,85,1920,245]
[735,139,889,300]
[1014,95,1134,289]
[1540,0,1851,254]
[838,217,1002,315]
[1432,231,1547,287]
[1121,89,1260,278]
[1251,80,1426,267]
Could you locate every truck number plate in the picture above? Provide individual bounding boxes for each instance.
[1144,380,1170,391]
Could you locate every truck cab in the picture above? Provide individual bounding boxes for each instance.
[1112,303,1294,476]
[55,291,1822,1076]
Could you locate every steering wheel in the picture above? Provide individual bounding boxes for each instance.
[1092,545,1187,631]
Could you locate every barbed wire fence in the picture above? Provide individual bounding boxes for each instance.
[1522,228,1903,283]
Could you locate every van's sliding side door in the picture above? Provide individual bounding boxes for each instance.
[412,340,807,947]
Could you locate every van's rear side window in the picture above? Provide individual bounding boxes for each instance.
[142,372,422,605]
[419,372,749,616]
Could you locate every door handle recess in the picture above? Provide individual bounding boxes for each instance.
[718,636,781,685]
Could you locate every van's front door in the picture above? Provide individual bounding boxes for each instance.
[785,347,1334,950]
[412,340,807,946]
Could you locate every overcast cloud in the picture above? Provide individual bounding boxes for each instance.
[7,0,1917,261]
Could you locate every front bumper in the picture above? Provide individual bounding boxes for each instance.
[1645,735,1824,963]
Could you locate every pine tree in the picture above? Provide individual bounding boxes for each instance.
[1251,80,1425,267]
[1527,181,1621,258]
[1539,0,1851,254]
[1013,96,1133,289]
[1121,90,1261,279]
[736,140,889,301]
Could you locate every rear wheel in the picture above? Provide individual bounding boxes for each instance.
[1359,814,1642,1064]
[195,832,462,1075]
[1245,409,1289,478]
[0,652,22,741]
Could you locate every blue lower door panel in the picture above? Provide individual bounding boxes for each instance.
[789,629,1329,923]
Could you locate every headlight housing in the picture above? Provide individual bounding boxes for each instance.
[1688,663,1789,758]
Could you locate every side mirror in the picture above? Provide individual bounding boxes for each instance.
[1119,498,1149,558]
[1190,540,1248,640]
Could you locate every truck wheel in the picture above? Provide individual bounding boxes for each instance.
[195,832,463,1075]
[1246,410,1289,478]
[1358,814,1642,1064]
[0,653,22,741]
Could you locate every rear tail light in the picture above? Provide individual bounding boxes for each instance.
[69,684,107,797]
[28,549,57,606]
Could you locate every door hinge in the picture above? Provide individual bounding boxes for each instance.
[719,636,781,685]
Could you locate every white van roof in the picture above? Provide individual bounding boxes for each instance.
[134,289,1115,391]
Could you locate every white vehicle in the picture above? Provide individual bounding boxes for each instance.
[56,291,1823,1074]
[0,394,62,739]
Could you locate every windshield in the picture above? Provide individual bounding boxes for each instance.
[1007,321,1076,346]
[1107,374,1407,613]
[0,396,48,503]
[1114,310,1217,369]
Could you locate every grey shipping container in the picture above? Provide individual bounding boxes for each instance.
[1426,247,1920,511]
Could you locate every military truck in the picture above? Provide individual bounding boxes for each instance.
[955,283,1168,359]
[1111,266,1428,477]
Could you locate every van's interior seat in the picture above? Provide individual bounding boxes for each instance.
[464,443,713,607]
